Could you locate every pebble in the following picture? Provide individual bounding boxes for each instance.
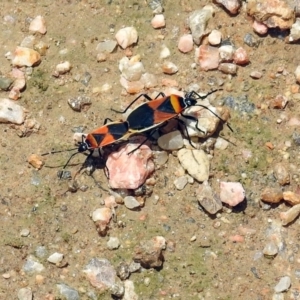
[183,105,224,138]
[197,181,223,214]
[188,5,214,45]
[160,44,171,59]
[177,149,210,182]
[28,154,44,169]
[133,236,166,268]
[12,46,41,67]
[233,47,249,65]
[151,14,165,29]
[34,41,49,56]
[280,204,300,226]
[219,45,235,62]
[272,293,284,300]
[124,196,141,209]
[214,137,229,150]
[29,15,46,34]
[247,0,294,30]
[96,40,117,53]
[124,280,138,300]
[68,95,91,112]
[269,94,288,109]
[162,61,178,74]
[23,255,45,273]
[35,246,47,258]
[250,70,262,79]
[121,61,145,82]
[107,237,120,250]
[208,29,222,45]
[106,143,154,189]
[263,241,278,257]
[115,27,138,49]
[0,76,13,90]
[83,258,116,291]
[174,176,188,190]
[178,34,194,53]
[140,72,158,88]
[20,229,30,237]
[261,187,283,203]
[215,0,241,14]
[274,276,291,293]
[218,63,237,75]
[243,33,258,47]
[18,287,33,300]
[252,20,268,35]
[116,262,130,280]
[55,61,72,75]
[47,252,64,264]
[57,283,79,300]
[283,191,300,205]
[289,18,300,42]
[295,65,300,84]
[219,181,245,206]
[119,76,144,94]
[104,196,118,208]
[273,163,290,185]
[92,207,112,236]
[97,52,107,62]
[0,98,25,124]
[196,45,219,70]
[157,130,183,150]
[153,151,168,165]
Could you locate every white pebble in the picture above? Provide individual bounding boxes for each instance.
[0,98,25,124]
[174,176,188,190]
[115,27,138,49]
[294,65,300,84]
[107,237,120,250]
[20,229,30,237]
[162,61,178,74]
[158,130,183,150]
[160,44,171,59]
[274,276,291,293]
[151,14,165,29]
[18,287,33,300]
[55,61,72,75]
[208,29,222,45]
[12,46,41,67]
[124,196,141,209]
[29,15,47,34]
[47,252,64,264]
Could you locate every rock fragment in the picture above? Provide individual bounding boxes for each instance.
[157,130,183,150]
[177,149,210,182]
[197,181,223,214]
[133,236,166,268]
[106,143,154,189]
[261,187,283,203]
[220,181,245,206]
[115,27,138,49]
[12,47,41,67]
[84,258,116,291]
[29,15,47,34]
[274,276,291,293]
[280,204,300,226]
[0,98,25,124]
[57,283,79,300]
[188,5,214,45]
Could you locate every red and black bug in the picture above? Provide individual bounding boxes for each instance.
[112,89,232,148]
[42,119,130,175]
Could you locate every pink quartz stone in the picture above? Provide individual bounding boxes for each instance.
[151,14,166,29]
[252,20,268,35]
[178,34,194,53]
[196,45,219,71]
[106,143,155,189]
[220,181,245,206]
[233,47,249,65]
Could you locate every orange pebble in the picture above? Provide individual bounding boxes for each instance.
[229,235,244,243]
[265,142,274,150]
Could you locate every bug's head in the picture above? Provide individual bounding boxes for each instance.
[184,92,198,107]
[78,142,89,153]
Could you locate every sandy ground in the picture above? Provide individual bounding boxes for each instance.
[1,0,300,299]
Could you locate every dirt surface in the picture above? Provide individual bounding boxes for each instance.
[1,0,300,299]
